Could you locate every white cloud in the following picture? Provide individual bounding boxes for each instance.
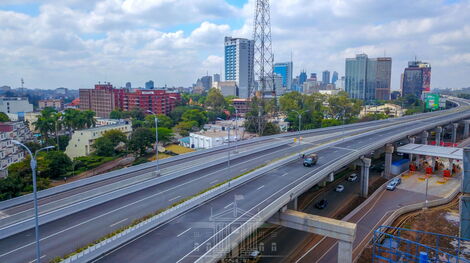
[0,0,469,90]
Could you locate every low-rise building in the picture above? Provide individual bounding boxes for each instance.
[0,122,33,177]
[189,130,239,149]
[232,99,250,116]
[360,103,405,118]
[39,99,64,110]
[24,112,41,133]
[65,122,132,158]
[0,97,33,115]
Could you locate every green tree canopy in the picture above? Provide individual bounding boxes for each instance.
[173,121,199,137]
[128,128,155,156]
[205,88,226,110]
[38,151,72,179]
[182,109,207,127]
[93,137,116,157]
[0,112,10,122]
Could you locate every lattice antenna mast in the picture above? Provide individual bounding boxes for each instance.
[252,0,274,98]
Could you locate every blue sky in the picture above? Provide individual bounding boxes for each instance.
[0,0,469,90]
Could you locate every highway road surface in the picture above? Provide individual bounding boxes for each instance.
[93,108,469,263]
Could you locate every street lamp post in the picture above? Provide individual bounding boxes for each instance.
[12,140,54,263]
[147,110,160,175]
[292,110,310,145]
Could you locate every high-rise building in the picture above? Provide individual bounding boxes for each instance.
[79,84,116,118]
[224,36,254,98]
[375,57,392,100]
[273,62,293,90]
[322,70,330,84]
[345,54,392,101]
[310,73,317,81]
[200,76,212,90]
[299,71,307,85]
[125,82,132,89]
[331,71,339,84]
[213,73,221,83]
[402,60,431,98]
[145,80,154,89]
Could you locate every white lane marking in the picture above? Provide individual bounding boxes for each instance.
[257,185,265,191]
[177,228,191,237]
[280,173,288,177]
[168,196,181,202]
[110,218,128,228]
[28,255,46,263]
[0,211,8,219]
[224,203,232,209]
[210,180,218,184]
[295,236,327,263]
[241,168,248,172]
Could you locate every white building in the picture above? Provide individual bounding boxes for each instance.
[360,103,405,118]
[0,122,33,177]
[189,130,239,149]
[0,97,33,115]
[215,81,238,97]
[65,122,132,158]
[224,37,254,99]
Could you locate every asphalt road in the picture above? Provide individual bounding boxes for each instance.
[0,130,353,263]
[94,110,468,263]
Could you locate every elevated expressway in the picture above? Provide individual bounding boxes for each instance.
[91,98,470,263]
[0,98,468,262]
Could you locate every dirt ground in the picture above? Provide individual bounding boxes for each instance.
[358,197,468,262]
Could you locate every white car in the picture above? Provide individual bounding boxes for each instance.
[335,184,345,192]
[347,173,358,182]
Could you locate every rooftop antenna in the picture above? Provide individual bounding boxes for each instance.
[21,78,24,89]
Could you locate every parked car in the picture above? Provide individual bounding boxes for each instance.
[391,177,402,185]
[315,199,328,209]
[335,184,345,192]
[347,173,358,182]
[386,181,398,191]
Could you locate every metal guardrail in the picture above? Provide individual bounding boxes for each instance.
[194,109,470,263]
[59,108,470,263]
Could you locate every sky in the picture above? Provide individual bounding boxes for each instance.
[0,0,469,91]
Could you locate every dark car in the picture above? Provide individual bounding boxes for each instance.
[315,199,328,209]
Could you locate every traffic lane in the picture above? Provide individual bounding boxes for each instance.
[0,114,425,214]
[97,112,464,263]
[95,147,353,263]
[259,172,366,263]
[0,141,320,263]
[298,188,441,263]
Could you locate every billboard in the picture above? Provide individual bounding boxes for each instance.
[422,67,431,92]
[425,93,439,110]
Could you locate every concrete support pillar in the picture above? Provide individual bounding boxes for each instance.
[436,126,442,146]
[384,144,394,179]
[416,155,421,169]
[452,123,459,144]
[408,136,416,162]
[328,172,335,182]
[287,197,298,210]
[461,148,470,238]
[360,158,371,198]
[431,156,436,172]
[319,180,327,187]
[464,120,470,138]
[338,240,353,263]
[421,131,429,145]
[268,209,356,263]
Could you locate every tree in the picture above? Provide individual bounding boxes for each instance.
[144,114,173,129]
[262,122,280,136]
[81,110,96,128]
[128,128,155,156]
[182,109,207,127]
[173,121,199,137]
[0,112,10,122]
[150,127,173,143]
[327,92,362,122]
[205,88,226,110]
[102,129,127,146]
[93,137,116,156]
[109,110,123,119]
[33,108,58,140]
[38,151,72,179]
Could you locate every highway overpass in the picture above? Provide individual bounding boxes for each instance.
[0,97,469,263]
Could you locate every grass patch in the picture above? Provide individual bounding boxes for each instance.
[166,144,194,154]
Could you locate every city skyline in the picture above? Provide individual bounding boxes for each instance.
[0,0,469,90]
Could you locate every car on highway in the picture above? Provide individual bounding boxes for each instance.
[315,199,328,209]
[335,184,345,192]
[303,153,318,167]
[347,173,358,182]
[371,163,385,173]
